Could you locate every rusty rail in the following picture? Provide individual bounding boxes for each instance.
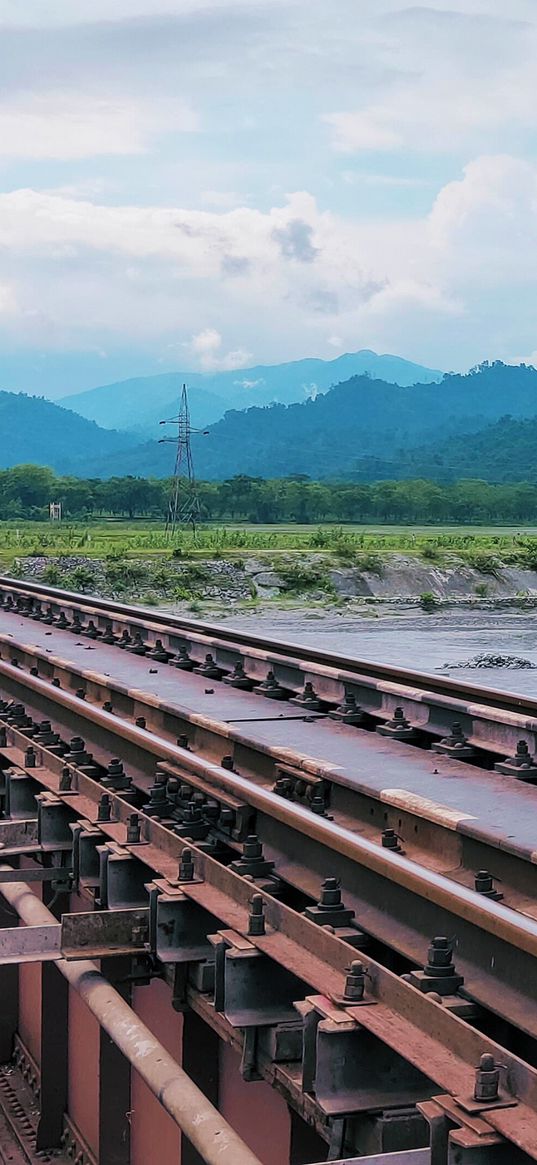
[0,573,533,716]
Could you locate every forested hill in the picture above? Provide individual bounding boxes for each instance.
[82,361,537,480]
[400,415,537,483]
[0,392,136,472]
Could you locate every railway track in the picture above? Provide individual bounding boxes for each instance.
[0,579,535,1161]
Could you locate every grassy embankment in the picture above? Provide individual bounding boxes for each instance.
[2,521,537,610]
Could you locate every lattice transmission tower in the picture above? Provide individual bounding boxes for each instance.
[159,384,207,535]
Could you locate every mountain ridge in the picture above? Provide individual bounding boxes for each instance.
[78,361,537,480]
[61,349,443,434]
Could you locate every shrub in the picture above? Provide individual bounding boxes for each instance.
[354,553,384,577]
[421,541,441,561]
[466,552,500,576]
[420,591,438,612]
[42,563,61,585]
[474,582,488,597]
[278,562,330,593]
[64,565,96,592]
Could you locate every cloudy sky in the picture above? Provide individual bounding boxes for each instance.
[0,0,536,396]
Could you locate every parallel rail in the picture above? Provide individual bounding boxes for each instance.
[1,576,537,765]
[1,682,537,1158]
[2,582,537,1156]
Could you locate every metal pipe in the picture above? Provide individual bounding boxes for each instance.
[0,875,262,1165]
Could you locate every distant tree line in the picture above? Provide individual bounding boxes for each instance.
[2,465,537,524]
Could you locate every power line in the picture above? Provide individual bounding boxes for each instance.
[159,384,208,535]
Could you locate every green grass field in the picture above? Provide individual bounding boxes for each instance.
[1,520,537,568]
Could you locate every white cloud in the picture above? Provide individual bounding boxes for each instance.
[0,91,199,159]
[326,112,401,153]
[427,155,537,285]
[324,8,537,156]
[186,329,252,372]
[0,283,17,314]
[0,157,535,371]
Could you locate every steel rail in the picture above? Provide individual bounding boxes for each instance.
[0,655,536,966]
[3,649,537,1048]
[0,873,263,1165]
[0,574,534,717]
[4,683,537,1155]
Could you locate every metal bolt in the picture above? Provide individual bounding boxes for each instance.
[382,827,401,851]
[177,734,189,750]
[97,794,112,822]
[178,848,195,881]
[310,791,327,815]
[24,746,36,768]
[183,800,202,823]
[175,646,193,668]
[273,776,293,798]
[248,894,266,936]
[69,737,85,754]
[475,869,495,894]
[221,755,234,771]
[426,936,455,974]
[474,1053,500,1102]
[135,716,146,729]
[59,768,72,791]
[126,814,141,844]
[343,960,366,1002]
[319,877,342,908]
[75,688,86,700]
[102,701,113,713]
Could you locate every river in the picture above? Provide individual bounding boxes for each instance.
[224,608,537,697]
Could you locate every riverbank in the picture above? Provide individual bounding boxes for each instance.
[12,550,537,612]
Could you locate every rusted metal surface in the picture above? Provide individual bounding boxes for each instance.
[1,589,537,766]
[0,678,536,1045]
[0,574,531,714]
[1,878,265,1165]
[0,713,536,1126]
[131,978,182,1165]
[5,620,537,879]
[2,592,537,1160]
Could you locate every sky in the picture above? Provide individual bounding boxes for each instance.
[0,0,536,397]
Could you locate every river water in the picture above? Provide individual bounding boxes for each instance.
[224,608,537,697]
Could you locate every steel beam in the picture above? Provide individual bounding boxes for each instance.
[98,955,131,1165]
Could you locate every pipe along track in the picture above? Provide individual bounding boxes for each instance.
[1,660,537,1154]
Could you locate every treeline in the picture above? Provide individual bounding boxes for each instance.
[3,465,537,524]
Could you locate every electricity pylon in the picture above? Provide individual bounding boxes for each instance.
[159,384,207,535]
